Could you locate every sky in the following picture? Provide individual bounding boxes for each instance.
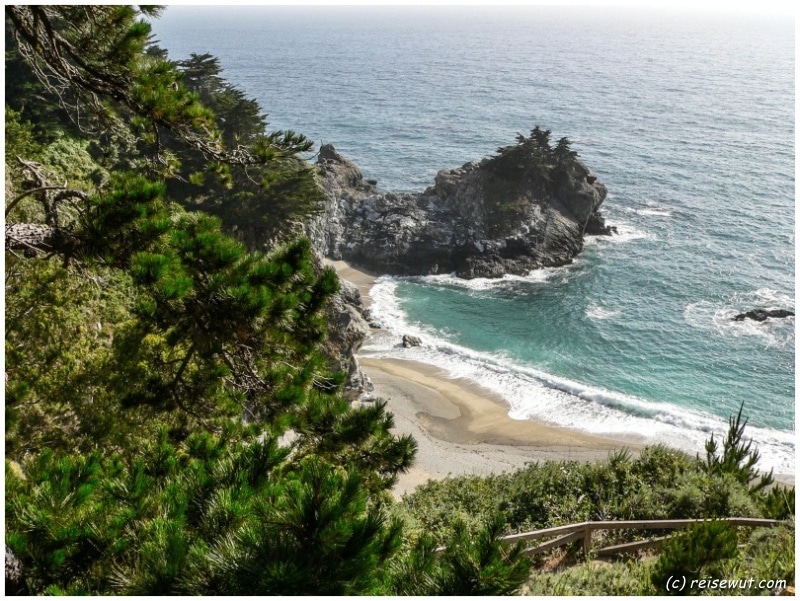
[161,1,795,17]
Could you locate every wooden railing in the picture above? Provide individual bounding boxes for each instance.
[438,517,781,558]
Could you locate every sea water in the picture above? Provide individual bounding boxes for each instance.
[151,6,794,476]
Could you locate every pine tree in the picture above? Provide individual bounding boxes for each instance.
[481,125,580,237]
[5,430,409,595]
[175,53,266,149]
[5,6,533,596]
[6,4,322,232]
[702,403,774,494]
[390,517,531,595]
[167,51,324,244]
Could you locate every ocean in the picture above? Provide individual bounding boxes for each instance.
[151,6,795,477]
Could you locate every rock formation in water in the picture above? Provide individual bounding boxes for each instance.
[732,308,795,322]
[402,334,422,348]
[307,128,609,279]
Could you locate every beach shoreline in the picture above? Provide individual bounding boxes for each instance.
[360,357,643,497]
[326,258,651,497]
[325,258,794,494]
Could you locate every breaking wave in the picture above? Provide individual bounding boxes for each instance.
[363,277,795,477]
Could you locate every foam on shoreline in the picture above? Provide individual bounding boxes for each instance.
[331,260,795,487]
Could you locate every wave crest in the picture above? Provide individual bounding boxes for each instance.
[364,278,795,476]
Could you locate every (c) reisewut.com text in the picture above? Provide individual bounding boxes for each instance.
[664,575,788,593]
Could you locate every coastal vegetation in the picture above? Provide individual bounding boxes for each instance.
[483,126,579,237]
[397,424,794,595]
[4,6,525,594]
[4,5,793,596]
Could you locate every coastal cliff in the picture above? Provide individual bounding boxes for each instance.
[307,128,609,279]
[319,268,374,400]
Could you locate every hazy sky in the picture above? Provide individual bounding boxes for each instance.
[160,1,794,17]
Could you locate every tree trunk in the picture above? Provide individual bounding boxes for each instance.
[5,546,29,595]
[5,223,74,255]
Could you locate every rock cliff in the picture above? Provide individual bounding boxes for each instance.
[320,273,374,400]
[307,128,609,278]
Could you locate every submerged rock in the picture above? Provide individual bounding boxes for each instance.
[307,129,608,279]
[732,309,795,322]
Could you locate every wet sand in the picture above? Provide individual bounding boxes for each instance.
[328,258,646,497]
[359,357,641,497]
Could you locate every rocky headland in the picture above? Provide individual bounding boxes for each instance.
[307,128,610,279]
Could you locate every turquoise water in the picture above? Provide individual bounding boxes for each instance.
[151,7,794,474]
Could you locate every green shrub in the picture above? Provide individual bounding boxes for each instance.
[390,516,531,595]
[631,445,694,486]
[39,134,109,191]
[700,473,761,518]
[5,106,40,162]
[400,441,767,546]
[650,520,739,595]
[399,474,511,542]
[759,485,795,520]
[525,558,656,596]
[720,520,794,591]
[525,523,794,596]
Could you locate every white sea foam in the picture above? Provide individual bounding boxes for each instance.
[749,287,796,310]
[364,278,795,477]
[585,217,654,246]
[607,222,654,243]
[637,208,673,217]
[586,304,622,320]
[407,263,580,292]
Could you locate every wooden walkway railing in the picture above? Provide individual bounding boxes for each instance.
[438,517,780,558]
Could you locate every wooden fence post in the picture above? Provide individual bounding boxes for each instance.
[582,523,592,554]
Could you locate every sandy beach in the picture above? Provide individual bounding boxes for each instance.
[360,357,641,497]
[326,258,644,498]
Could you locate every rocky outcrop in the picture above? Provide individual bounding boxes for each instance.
[318,257,374,399]
[732,309,795,322]
[307,130,608,279]
[584,211,617,236]
[402,334,422,348]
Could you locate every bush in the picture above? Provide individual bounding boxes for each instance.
[525,522,794,596]
[390,516,531,595]
[5,106,40,163]
[720,519,794,591]
[399,441,768,544]
[650,520,739,595]
[759,485,795,520]
[399,474,512,543]
[525,558,656,596]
